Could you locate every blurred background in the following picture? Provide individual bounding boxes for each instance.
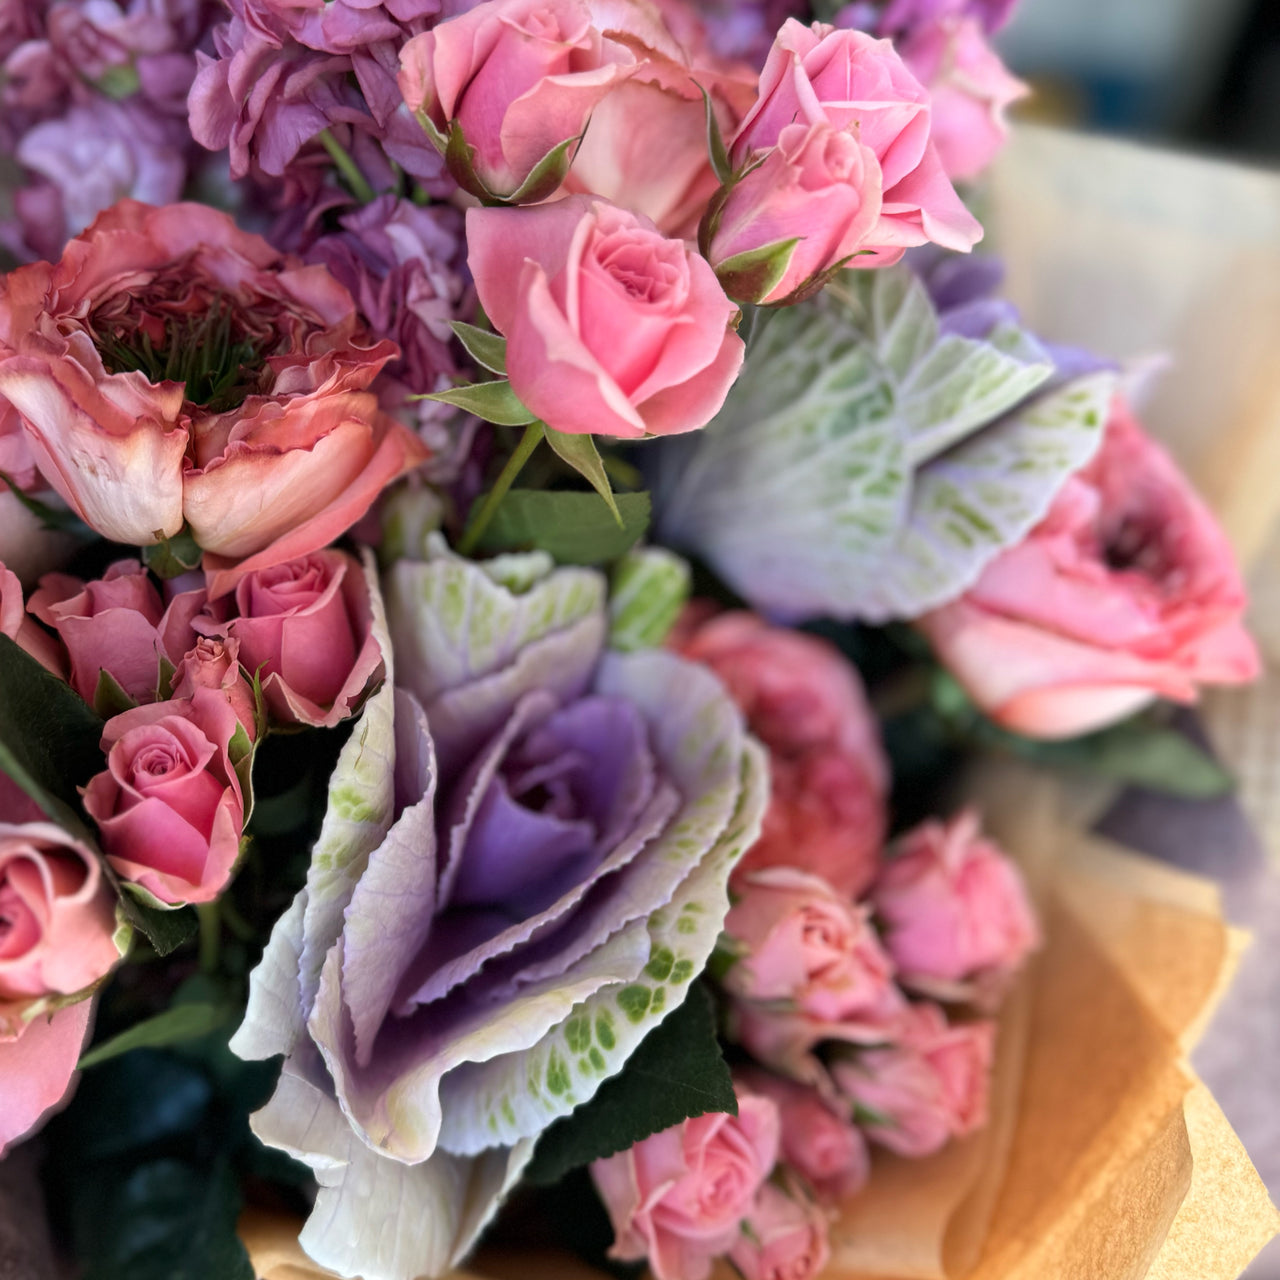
[998,0,1280,160]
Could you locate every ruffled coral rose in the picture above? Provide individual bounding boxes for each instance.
[0,200,425,594]
[917,399,1260,738]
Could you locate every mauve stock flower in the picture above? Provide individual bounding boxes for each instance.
[873,0,1018,37]
[671,609,887,898]
[231,541,767,1280]
[728,1182,831,1280]
[917,399,1260,738]
[0,200,425,594]
[592,1086,781,1280]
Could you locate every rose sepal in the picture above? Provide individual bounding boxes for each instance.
[436,118,585,206]
[419,379,536,426]
[713,237,804,307]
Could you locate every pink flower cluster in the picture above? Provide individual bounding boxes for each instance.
[592,611,1039,1280]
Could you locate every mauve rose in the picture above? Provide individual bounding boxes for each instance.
[171,635,258,740]
[671,608,887,898]
[201,549,383,729]
[833,1002,993,1157]
[737,1069,869,1200]
[732,21,982,264]
[398,0,635,200]
[0,561,64,675]
[873,809,1037,999]
[0,818,120,1155]
[592,1087,780,1280]
[706,119,883,305]
[28,559,204,705]
[724,868,896,1022]
[898,16,1027,182]
[729,1183,831,1280]
[467,195,744,439]
[917,399,1260,738]
[0,200,425,595]
[83,687,246,905]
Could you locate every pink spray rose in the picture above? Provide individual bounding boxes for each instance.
[0,200,426,595]
[83,688,246,905]
[397,0,636,200]
[898,16,1028,182]
[729,1183,832,1280]
[27,559,205,705]
[724,868,896,1022]
[732,20,982,263]
[0,820,120,1155]
[873,810,1037,999]
[170,636,258,740]
[917,399,1260,738]
[591,1088,781,1280]
[198,549,382,729]
[833,1002,993,1157]
[706,119,883,305]
[671,608,887,898]
[467,195,744,439]
[0,560,63,675]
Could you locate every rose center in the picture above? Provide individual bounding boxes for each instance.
[1103,514,1171,582]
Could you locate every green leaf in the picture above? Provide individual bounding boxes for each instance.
[524,984,736,1185]
[0,632,103,834]
[116,893,199,957]
[714,237,801,306]
[473,489,650,565]
[695,80,733,185]
[421,379,535,426]
[609,547,691,651]
[93,668,138,719]
[544,428,622,524]
[450,321,507,375]
[79,1003,233,1070]
[143,527,203,579]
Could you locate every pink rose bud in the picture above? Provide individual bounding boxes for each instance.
[398,0,634,201]
[591,1087,781,1280]
[202,549,383,729]
[899,16,1028,182]
[83,688,246,905]
[466,195,744,439]
[27,559,203,704]
[671,609,887,898]
[833,1003,994,1158]
[729,1183,832,1280]
[171,636,258,740]
[732,20,982,263]
[0,821,120,1154]
[873,810,1038,999]
[917,399,1260,738]
[725,868,896,1022]
[707,121,883,306]
[736,1070,870,1200]
[0,561,64,676]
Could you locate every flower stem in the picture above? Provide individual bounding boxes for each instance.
[319,128,376,204]
[197,902,221,974]
[457,420,544,557]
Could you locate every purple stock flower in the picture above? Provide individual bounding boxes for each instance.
[230,543,767,1280]
[873,0,1018,36]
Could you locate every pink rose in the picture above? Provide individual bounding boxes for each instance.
[729,1183,831,1280]
[833,1003,993,1157]
[199,549,382,729]
[671,609,887,898]
[591,1088,781,1280]
[724,868,896,1022]
[0,561,64,676]
[917,399,1260,738]
[898,17,1028,182]
[873,810,1037,999]
[398,0,635,200]
[28,559,204,704]
[82,688,246,905]
[467,195,744,439]
[732,20,981,263]
[0,820,120,1155]
[706,120,883,305]
[0,200,426,596]
[737,1070,870,1201]
[171,636,258,740]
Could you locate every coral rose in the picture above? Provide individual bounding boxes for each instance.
[671,608,887,898]
[732,20,982,263]
[83,688,246,905]
[0,819,121,1155]
[467,195,744,438]
[0,200,425,594]
[917,399,1260,738]
[592,1087,781,1280]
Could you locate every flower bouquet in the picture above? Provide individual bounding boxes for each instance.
[0,1,1275,1279]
